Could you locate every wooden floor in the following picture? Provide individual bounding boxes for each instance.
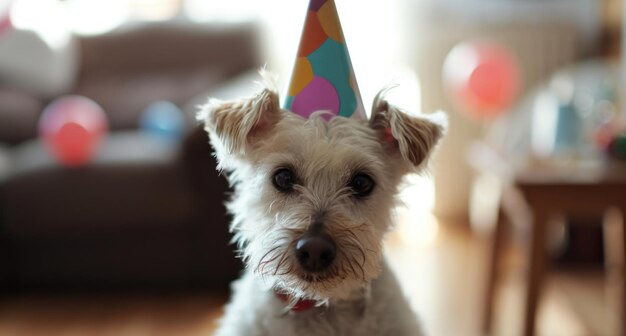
[0,217,615,336]
[0,293,227,336]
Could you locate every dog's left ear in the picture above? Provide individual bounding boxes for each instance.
[198,87,281,158]
[370,92,447,168]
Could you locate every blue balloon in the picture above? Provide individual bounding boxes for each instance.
[139,101,185,140]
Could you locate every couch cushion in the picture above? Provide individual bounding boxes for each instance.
[4,131,193,239]
[0,26,78,98]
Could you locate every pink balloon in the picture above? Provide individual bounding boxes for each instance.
[39,95,108,166]
[444,41,520,120]
[0,2,12,37]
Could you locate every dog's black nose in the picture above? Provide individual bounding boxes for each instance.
[295,234,336,272]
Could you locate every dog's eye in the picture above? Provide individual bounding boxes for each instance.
[348,173,375,197]
[272,168,295,192]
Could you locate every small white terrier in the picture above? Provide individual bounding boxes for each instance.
[198,77,446,336]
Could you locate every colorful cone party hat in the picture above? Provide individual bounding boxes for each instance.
[284,0,365,120]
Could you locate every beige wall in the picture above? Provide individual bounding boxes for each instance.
[602,0,622,28]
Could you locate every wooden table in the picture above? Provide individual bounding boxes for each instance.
[482,162,626,336]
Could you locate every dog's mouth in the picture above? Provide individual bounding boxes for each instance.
[297,270,341,283]
[253,231,372,292]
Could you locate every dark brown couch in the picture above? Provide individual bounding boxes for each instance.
[0,22,262,292]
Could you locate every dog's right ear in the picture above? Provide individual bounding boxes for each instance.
[197,88,281,159]
[369,90,447,170]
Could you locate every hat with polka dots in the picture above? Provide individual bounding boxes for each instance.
[284,0,365,120]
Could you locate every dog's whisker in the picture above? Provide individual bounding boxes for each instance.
[339,242,367,270]
[342,254,358,279]
[349,254,366,281]
[272,241,296,276]
[255,245,282,271]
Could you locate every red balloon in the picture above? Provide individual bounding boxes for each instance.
[444,41,521,120]
[39,96,108,166]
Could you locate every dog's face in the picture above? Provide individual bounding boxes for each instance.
[199,84,446,302]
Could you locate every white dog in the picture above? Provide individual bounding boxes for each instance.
[198,77,446,336]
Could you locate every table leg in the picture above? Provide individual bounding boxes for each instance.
[621,207,626,336]
[523,208,549,336]
[483,207,506,334]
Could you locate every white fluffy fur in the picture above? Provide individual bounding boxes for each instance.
[198,77,446,336]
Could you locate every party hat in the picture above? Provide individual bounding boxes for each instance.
[284,0,365,120]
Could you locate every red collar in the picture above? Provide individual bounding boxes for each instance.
[275,291,318,312]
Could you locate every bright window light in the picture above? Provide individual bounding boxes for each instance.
[184,0,261,22]
[129,0,179,21]
[396,173,438,246]
[10,0,71,48]
[65,0,130,36]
